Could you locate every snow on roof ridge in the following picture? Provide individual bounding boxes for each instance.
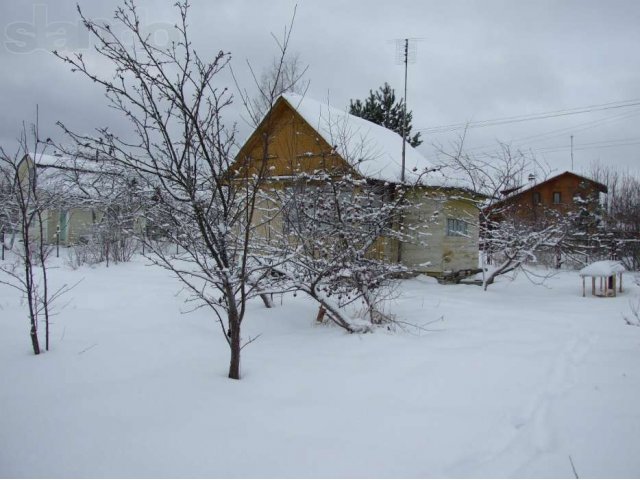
[281,92,451,186]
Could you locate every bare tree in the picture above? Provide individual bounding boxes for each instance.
[0,125,71,354]
[252,108,434,331]
[586,162,640,269]
[259,173,407,332]
[55,1,301,379]
[232,7,309,127]
[436,136,565,289]
[248,51,309,124]
[480,212,566,288]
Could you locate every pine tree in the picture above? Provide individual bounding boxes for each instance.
[349,83,422,147]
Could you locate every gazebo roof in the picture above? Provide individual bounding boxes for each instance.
[579,260,626,277]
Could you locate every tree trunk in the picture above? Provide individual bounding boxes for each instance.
[260,293,274,309]
[30,323,41,355]
[38,211,50,351]
[45,304,50,351]
[227,298,241,380]
[483,259,518,291]
[228,324,241,380]
[307,290,370,333]
[23,237,40,355]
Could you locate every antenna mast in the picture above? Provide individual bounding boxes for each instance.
[401,39,408,182]
[570,134,574,171]
[395,38,419,182]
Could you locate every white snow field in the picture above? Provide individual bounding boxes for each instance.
[1,254,639,478]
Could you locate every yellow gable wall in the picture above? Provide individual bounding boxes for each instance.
[234,99,355,179]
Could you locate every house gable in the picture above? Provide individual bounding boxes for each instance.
[234,94,452,186]
[233,97,356,180]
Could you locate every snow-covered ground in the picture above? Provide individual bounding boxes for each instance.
[1,254,639,478]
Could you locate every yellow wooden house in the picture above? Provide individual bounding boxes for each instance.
[234,93,481,278]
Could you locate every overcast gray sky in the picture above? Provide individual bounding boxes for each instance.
[1,0,639,175]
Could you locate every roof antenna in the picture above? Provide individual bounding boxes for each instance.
[570,134,574,171]
[394,37,422,182]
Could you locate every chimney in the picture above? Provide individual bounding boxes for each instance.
[528,173,536,184]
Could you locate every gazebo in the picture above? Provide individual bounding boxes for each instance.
[579,260,626,297]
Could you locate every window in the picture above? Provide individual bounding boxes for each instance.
[447,218,468,237]
[532,191,541,205]
[552,191,562,204]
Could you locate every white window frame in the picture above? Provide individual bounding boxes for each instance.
[446,218,468,237]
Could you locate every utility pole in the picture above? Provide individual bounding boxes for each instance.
[401,38,408,183]
[570,135,574,171]
[394,37,420,183]
[392,37,421,263]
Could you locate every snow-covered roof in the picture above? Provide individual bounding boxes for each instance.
[282,93,455,188]
[29,152,127,200]
[579,260,626,277]
[33,152,114,173]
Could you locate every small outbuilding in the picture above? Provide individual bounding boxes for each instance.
[579,260,626,297]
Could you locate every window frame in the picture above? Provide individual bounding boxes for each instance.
[446,218,468,237]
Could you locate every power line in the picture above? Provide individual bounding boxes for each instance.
[417,98,640,134]
[420,98,640,133]
[438,133,640,165]
[460,108,640,154]
[532,137,640,154]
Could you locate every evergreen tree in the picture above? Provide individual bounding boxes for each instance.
[349,83,422,147]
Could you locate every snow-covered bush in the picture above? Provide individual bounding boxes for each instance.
[258,172,427,332]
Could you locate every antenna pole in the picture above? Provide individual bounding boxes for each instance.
[401,38,408,183]
[570,134,574,170]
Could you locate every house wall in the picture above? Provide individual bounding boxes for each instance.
[44,208,148,246]
[399,190,479,274]
[67,208,95,244]
[498,173,604,223]
[441,197,481,272]
[44,208,96,245]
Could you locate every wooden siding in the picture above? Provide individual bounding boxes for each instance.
[233,99,355,180]
[488,172,606,224]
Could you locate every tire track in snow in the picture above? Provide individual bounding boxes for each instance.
[446,331,597,477]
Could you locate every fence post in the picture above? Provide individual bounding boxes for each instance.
[56,225,60,258]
